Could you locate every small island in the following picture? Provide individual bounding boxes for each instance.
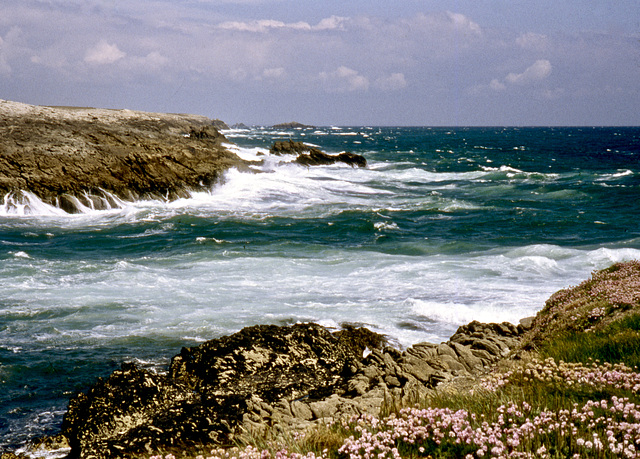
[271,122,315,129]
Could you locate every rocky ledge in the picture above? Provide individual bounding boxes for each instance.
[0,100,243,212]
[23,320,527,459]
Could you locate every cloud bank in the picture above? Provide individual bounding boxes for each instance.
[1,1,638,125]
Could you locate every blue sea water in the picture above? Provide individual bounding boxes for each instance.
[1,126,640,453]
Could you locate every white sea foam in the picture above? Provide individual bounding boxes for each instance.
[597,169,634,181]
[0,146,558,221]
[409,299,524,328]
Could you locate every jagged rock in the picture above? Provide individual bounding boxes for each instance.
[56,323,385,458]
[448,321,524,364]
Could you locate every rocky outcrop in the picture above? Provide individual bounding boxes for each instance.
[269,140,366,168]
[30,320,527,458]
[0,100,245,212]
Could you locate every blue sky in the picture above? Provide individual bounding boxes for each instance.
[1,0,639,125]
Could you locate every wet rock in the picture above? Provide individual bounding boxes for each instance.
[295,150,367,168]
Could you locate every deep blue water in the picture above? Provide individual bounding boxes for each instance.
[1,126,639,453]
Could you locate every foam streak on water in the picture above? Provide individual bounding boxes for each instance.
[1,126,639,450]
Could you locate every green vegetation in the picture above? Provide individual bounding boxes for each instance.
[541,313,640,368]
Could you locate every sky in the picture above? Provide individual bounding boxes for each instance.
[1,0,639,126]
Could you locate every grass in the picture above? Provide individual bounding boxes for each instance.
[540,313,640,369]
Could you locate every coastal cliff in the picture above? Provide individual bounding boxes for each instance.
[0,100,243,212]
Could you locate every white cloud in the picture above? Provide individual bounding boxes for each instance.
[314,16,349,31]
[505,59,552,85]
[446,11,482,36]
[261,67,286,79]
[516,32,549,51]
[127,51,169,70]
[482,60,552,93]
[375,73,407,91]
[218,15,347,33]
[84,40,126,65]
[489,78,506,91]
[319,66,369,92]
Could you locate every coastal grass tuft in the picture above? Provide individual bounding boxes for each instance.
[540,313,640,368]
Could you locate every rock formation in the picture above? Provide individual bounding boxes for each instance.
[24,320,528,458]
[0,100,244,212]
[269,140,366,168]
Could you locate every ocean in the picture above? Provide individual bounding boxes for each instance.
[1,126,639,452]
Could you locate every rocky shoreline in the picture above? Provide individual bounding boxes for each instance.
[4,101,638,458]
[12,319,529,459]
[0,100,247,212]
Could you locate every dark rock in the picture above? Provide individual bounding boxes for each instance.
[58,323,385,458]
[268,140,367,168]
[269,139,316,156]
[169,323,377,404]
[295,150,367,168]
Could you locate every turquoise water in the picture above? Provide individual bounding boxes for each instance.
[1,126,639,451]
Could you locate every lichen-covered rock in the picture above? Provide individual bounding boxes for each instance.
[169,323,377,404]
[57,323,385,458]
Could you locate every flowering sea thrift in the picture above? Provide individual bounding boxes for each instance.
[482,358,640,393]
[337,396,640,458]
[148,359,640,458]
[531,260,640,340]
